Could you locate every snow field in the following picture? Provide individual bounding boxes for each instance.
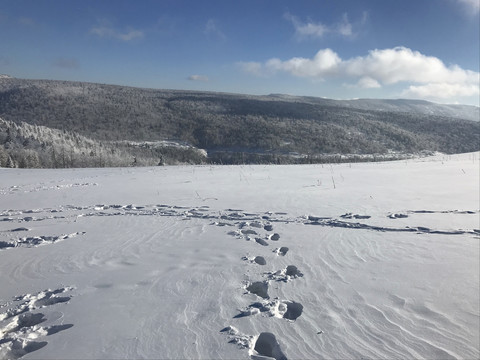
[0,152,478,359]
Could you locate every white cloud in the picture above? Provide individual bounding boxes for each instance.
[284,12,360,39]
[204,19,226,41]
[90,21,144,41]
[265,49,341,78]
[457,0,480,13]
[284,12,328,38]
[240,46,479,101]
[357,77,381,88]
[336,14,353,37]
[344,47,479,86]
[188,75,209,82]
[402,83,479,99]
[237,49,341,79]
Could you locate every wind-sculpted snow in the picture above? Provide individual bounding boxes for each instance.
[0,182,98,196]
[0,201,478,358]
[0,153,478,359]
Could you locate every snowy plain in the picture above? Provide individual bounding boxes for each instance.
[0,152,479,359]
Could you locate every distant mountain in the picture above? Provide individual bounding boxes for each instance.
[266,95,479,122]
[0,77,479,167]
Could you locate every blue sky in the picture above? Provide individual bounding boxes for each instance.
[1,0,479,105]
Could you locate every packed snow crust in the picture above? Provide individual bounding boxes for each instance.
[0,152,479,359]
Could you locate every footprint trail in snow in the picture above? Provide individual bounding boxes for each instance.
[220,216,306,359]
[1,200,478,359]
[0,287,74,359]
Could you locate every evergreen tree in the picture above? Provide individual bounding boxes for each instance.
[0,146,8,167]
[6,155,16,168]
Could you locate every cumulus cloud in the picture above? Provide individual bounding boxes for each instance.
[346,47,478,86]
[188,74,209,82]
[239,46,479,100]
[90,20,144,41]
[284,12,362,39]
[265,49,341,77]
[402,83,479,99]
[356,77,381,88]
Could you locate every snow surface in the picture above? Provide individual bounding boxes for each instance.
[0,152,479,359]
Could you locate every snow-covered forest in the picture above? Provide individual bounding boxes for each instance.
[0,78,478,168]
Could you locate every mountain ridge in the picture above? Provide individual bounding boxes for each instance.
[2,76,479,117]
[0,77,478,167]
[264,93,479,122]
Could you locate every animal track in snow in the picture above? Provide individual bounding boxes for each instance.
[223,219,296,359]
[255,238,269,246]
[242,256,267,265]
[269,233,280,241]
[233,302,265,318]
[2,204,477,236]
[234,299,303,321]
[410,209,478,214]
[305,217,479,236]
[0,339,48,360]
[266,265,303,282]
[2,312,47,334]
[340,213,371,219]
[252,332,287,360]
[388,213,409,219]
[242,229,258,235]
[282,301,303,321]
[274,247,289,256]
[0,232,86,251]
[0,287,74,359]
[220,327,288,360]
[6,227,30,233]
[246,281,269,299]
[254,256,267,265]
[219,326,254,351]
[249,221,264,228]
[264,224,273,231]
[0,288,74,322]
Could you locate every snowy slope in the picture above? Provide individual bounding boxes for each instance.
[0,153,479,359]
[268,95,480,122]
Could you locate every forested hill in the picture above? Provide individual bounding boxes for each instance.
[0,77,479,167]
